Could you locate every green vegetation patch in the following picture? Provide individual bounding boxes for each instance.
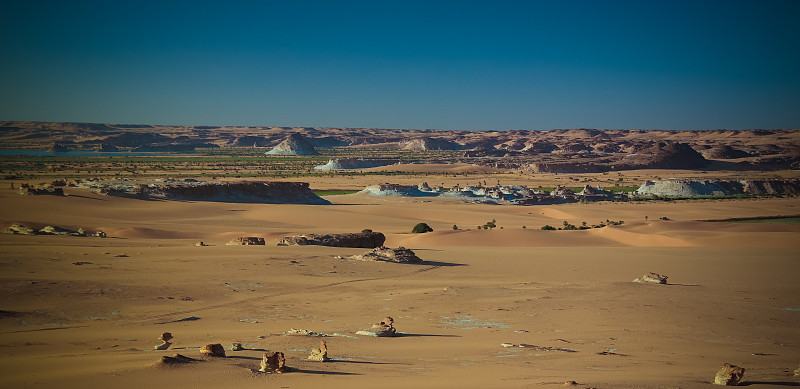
[312,189,360,196]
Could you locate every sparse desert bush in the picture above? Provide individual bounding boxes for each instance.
[362,228,373,233]
[541,225,556,230]
[452,224,458,230]
[412,222,433,233]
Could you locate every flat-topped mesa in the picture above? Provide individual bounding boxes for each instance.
[265,133,318,155]
[226,237,265,246]
[348,246,422,263]
[277,232,386,248]
[80,180,331,205]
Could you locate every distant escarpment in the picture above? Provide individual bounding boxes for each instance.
[78,179,330,204]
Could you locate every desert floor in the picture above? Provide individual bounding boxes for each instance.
[0,178,798,388]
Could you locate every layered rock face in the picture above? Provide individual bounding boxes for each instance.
[265,133,318,155]
[347,246,422,263]
[636,179,800,197]
[226,237,265,245]
[277,232,386,248]
[80,180,331,205]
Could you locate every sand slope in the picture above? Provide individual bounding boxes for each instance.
[1,185,798,388]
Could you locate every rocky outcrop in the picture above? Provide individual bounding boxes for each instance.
[18,183,64,196]
[633,272,668,284]
[155,332,173,350]
[200,343,226,357]
[4,224,96,237]
[278,232,385,248]
[265,133,318,155]
[361,183,438,197]
[714,363,745,385]
[356,316,398,337]
[314,158,398,170]
[637,179,800,197]
[80,179,331,205]
[259,352,288,373]
[307,340,330,362]
[622,142,709,170]
[348,246,422,263]
[226,237,265,246]
[156,353,198,366]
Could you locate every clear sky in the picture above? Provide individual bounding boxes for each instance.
[1,0,798,130]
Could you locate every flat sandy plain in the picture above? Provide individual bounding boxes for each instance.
[1,172,799,389]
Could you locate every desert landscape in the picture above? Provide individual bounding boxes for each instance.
[0,123,798,388]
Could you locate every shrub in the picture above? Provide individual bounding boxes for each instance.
[411,222,433,234]
[541,225,556,230]
[361,228,373,233]
[452,224,458,230]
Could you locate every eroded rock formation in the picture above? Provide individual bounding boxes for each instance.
[278,232,386,248]
[714,363,745,385]
[307,340,330,362]
[155,332,173,350]
[356,316,398,337]
[226,237,265,246]
[259,351,288,373]
[200,343,226,357]
[633,272,669,284]
[347,246,422,263]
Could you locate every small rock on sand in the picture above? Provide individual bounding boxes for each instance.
[200,343,226,357]
[156,354,198,366]
[356,316,397,337]
[259,351,288,373]
[714,363,745,385]
[633,272,668,284]
[307,340,330,362]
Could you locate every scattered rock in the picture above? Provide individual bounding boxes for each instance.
[286,328,328,337]
[96,230,107,238]
[793,364,800,377]
[356,316,397,337]
[714,363,745,386]
[5,224,36,235]
[195,241,207,247]
[17,183,64,196]
[155,332,173,350]
[259,351,288,373]
[226,237,265,246]
[72,261,92,266]
[307,340,330,362]
[156,353,198,366]
[200,343,226,357]
[500,343,577,352]
[347,246,422,263]
[277,232,386,248]
[230,342,244,351]
[564,381,578,386]
[633,272,668,284]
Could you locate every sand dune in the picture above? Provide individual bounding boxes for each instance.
[1,183,798,388]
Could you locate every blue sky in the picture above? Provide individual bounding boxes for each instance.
[1,0,798,130]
